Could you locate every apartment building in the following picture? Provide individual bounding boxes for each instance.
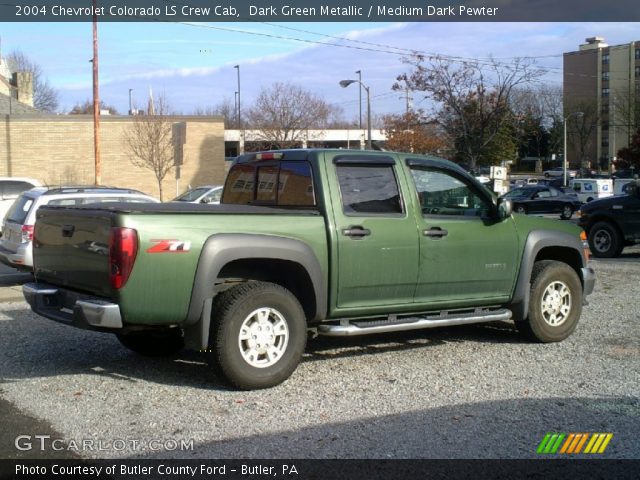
[563,36,640,169]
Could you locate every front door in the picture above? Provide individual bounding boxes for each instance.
[406,161,518,307]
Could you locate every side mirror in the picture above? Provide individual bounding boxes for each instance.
[497,198,513,219]
[201,197,211,204]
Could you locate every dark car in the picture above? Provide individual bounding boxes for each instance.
[578,180,640,258]
[502,185,582,220]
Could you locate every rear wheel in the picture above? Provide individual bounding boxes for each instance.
[560,204,573,220]
[116,328,184,356]
[588,221,622,258]
[516,260,582,343]
[209,281,306,390]
[515,205,527,214]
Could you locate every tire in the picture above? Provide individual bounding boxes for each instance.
[587,221,622,258]
[210,281,306,390]
[516,260,582,343]
[116,328,184,357]
[560,204,573,220]
[515,205,527,215]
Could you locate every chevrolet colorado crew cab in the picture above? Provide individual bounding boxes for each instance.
[23,149,595,390]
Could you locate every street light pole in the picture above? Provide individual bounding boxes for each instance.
[234,65,242,153]
[340,79,371,150]
[563,111,583,187]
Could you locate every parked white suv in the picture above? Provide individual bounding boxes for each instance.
[0,186,158,271]
[0,177,42,222]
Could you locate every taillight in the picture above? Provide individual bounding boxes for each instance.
[21,225,34,243]
[109,227,138,289]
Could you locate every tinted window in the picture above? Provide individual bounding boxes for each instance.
[278,162,315,206]
[256,165,278,203]
[336,165,402,215]
[410,167,491,217]
[5,195,35,223]
[223,164,255,204]
[222,161,315,207]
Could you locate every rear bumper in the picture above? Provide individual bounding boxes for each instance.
[0,242,32,270]
[22,282,122,330]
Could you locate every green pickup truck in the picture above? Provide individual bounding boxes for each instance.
[23,149,595,389]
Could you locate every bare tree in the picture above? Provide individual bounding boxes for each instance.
[7,50,59,112]
[69,99,118,115]
[611,89,640,148]
[394,55,546,169]
[192,97,238,128]
[246,82,336,149]
[566,100,599,168]
[123,94,174,200]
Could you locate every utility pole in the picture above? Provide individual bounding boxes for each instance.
[356,70,362,129]
[128,88,133,115]
[234,65,242,154]
[92,0,101,185]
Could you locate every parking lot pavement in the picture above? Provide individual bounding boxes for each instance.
[0,264,31,303]
[0,250,638,460]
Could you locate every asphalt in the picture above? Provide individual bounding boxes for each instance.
[0,269,31,303]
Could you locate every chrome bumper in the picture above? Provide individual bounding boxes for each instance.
[22,282,123,330]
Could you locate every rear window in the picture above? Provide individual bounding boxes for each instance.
[0,180,37,200]
[5,194,35,223]
[222,161,315,207]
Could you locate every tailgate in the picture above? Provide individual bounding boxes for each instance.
[34,207,114,297]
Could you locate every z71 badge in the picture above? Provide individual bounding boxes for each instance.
[146,240,191,253]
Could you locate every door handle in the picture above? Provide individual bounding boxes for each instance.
[423,227,448,239]
[342,226,371,239]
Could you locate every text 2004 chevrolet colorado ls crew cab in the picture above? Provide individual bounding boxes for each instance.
[23,149,595,389]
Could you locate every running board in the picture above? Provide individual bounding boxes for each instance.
[317,308,512,337]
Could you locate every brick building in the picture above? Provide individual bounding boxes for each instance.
[0,114,226,200]
[564,36,640,170]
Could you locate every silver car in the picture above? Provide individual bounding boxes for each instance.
[0,186,158,271]
[171,185,223,204]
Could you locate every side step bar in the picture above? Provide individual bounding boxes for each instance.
[317,308,512,337]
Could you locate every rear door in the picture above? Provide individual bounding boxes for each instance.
[405,159,518,306]
[327,153,420,309]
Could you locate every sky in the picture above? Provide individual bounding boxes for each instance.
[0,21,639,120]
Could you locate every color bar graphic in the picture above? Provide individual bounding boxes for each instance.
[537,433,613,454]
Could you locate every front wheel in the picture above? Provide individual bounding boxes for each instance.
[516,260,582,343]
[209,281,307,390]
[588,221,622,258]
[560,204,573,220]
[515,205,527,215]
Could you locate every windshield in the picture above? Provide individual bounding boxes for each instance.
[172,187,212,202]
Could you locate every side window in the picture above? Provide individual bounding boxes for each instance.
[47,198,80,206]
[336,164,403,215]
[202,189,222,204]
[410,167,491,217]
[536,190,551,199]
